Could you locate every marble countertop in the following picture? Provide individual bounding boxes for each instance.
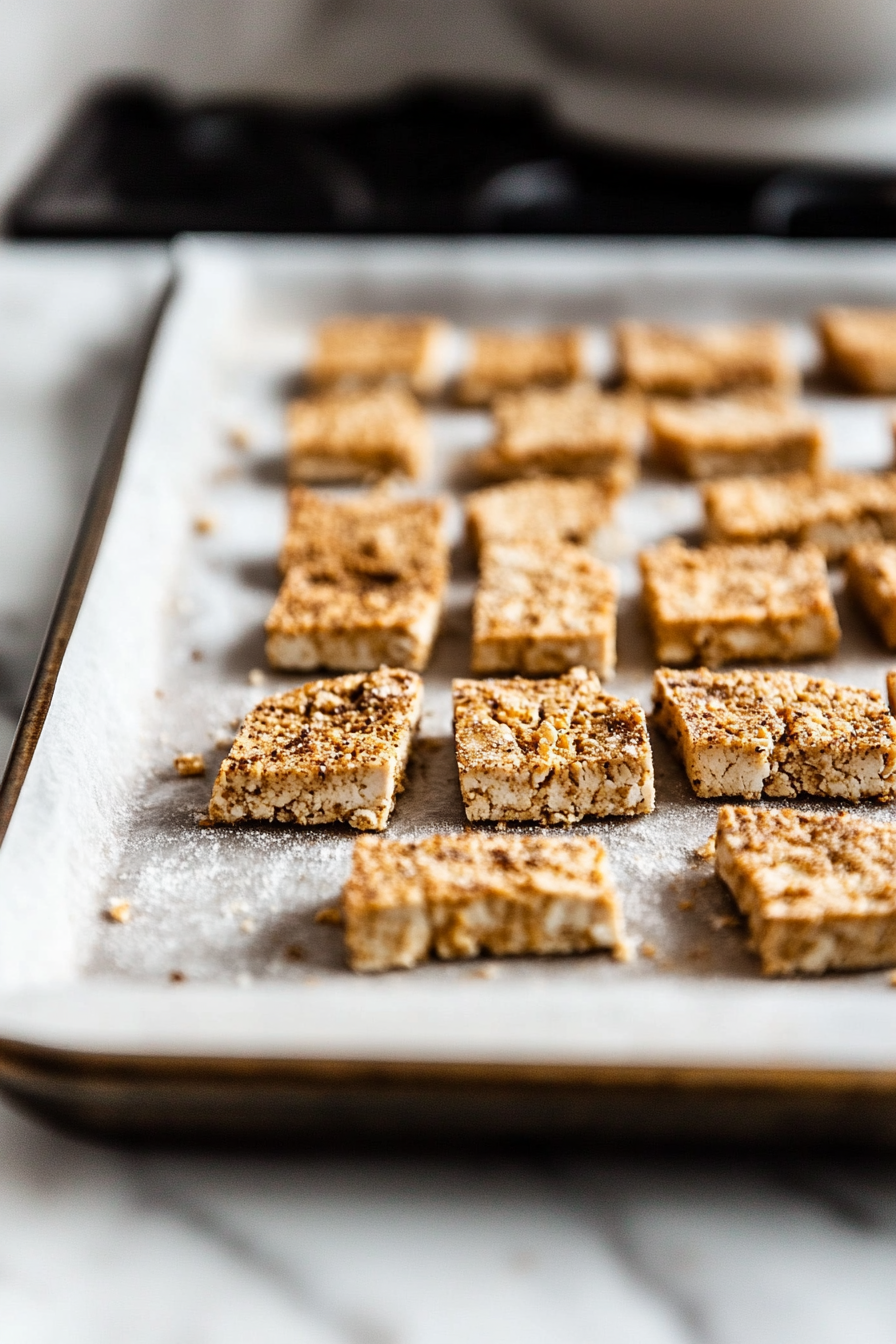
[1,242,896,1342]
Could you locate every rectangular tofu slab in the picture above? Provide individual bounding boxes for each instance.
[846,541,896,649]
[453,667,654,824]
[342,830,625,971]
[455,327,586,405]
[286,385,430,482]
[653,667,896,800]
[269,489,448,672]
[817,307,896,393]
[476,383,641,486]
[471,539,617,676]
[208,667,423,830]
[465,476,616,554]
[702,471,896,559]
[715,804,896,975]
[640,539,840,667]
[308,314,448,396]
[649,394,825,479]
[616,321,795,396]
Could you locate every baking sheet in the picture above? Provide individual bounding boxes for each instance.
[4,237,896,1071]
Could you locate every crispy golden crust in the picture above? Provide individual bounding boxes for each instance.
[846,541,896,650]
[817,307,896,394]
[649,394,825,479]
[464,476,616,553]
[472,540,617,676]
[654,667,896,801]
[452,667,654,823]
[715,805,896,974]
[308,315,447,395]
[476,383,641,484]
[286,385,430,482]
[640,539,840,667]
[616,322,795,396]
[342,830,624,971]
[702,470,896,559]
[208,667,423,829]
[270,490,448,672]
[456,328,586,406]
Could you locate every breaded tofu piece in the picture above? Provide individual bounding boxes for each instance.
[208,667,423,830]
[342,830,625,971]
[452,667,654,824]
[465,476,616,554]
[476,383,641,486]
[286,385,430,482]
[702,470,896,560]
[472,540,617,676]
[649,394,825,479]
[616,321,795,396]
[846,541,896,649]
[270,490,448,672]
[309,315,448,396]
[715,805,896,975]
[456,327,586,406]
[653,667,896,800]
[817,307,896,393]
[640,539,840,667]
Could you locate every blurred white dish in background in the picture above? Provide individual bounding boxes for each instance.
[517,0,896,165]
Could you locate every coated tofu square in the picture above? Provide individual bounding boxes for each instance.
[640,539,840,667]
[847,541,896,649]
[715,805,896,975]
[465,476,615,554]
[342,830,625,971]
[477,383,641,486]
[456,328,586,406]
[653,667,896,801]
[817,307,896,393]
[472,540,617,676]
[616,321,795,396]
[452,667,654,824]
[309,315,447,396]
[649,395,825,479]
[286,385,430,482]
[702,471,896,560]
[208,667,423,831]
[269,490,448,672]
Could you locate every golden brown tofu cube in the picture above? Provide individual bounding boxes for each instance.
[715,805,896,975]
[616,321,796,396]
[817,307,896,393]
[456,328,586,405]
[286,385,430,482]
[309,315,447,396]
[649,394,825,479]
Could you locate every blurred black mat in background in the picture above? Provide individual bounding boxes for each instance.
[7,80,896,239]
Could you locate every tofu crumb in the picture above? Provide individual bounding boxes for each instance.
[453,667,654,824]
[173,752,206,777]
[315,905,344,925]
[716,804,896,974]
[654,666,896,801]
[640,942,657,959]
[193,514,216,535]
[169,970,186,983]
[104,901,131,924]
[695,836,716,862]
[342,829,625,972]
[640,539,840,667]
[678,898,695,911]
[247,668,265,686]
[228,425,251,449]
